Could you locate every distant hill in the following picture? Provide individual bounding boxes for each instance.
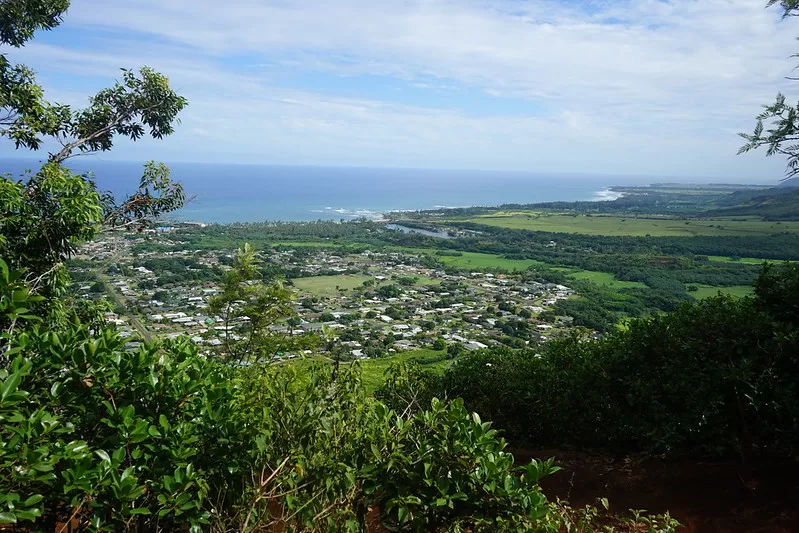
[778,177,799,188]
[706,187,799,220]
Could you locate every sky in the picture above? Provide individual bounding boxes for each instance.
[3,0,799,180]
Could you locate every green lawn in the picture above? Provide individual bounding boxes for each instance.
[292,274,373,296]
[692,285,754,299]
[465,213,799,237]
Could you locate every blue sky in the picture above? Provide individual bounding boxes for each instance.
[3,0,799,180]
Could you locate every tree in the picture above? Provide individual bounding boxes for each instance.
[1,1,187,299]
[447,342,465,359]
[432,337,447,350]
[377,284,402,299]
[208,243,297,363]
[738,1,799,178]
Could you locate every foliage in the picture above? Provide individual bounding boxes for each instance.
[0,163,103,296]
[104,161,186,230]
[0,261,572,531]
[373,361,441,415]
[208,243,299,363]
[368,399,561,533]
[1,257,686,531]
[738,1,799,179]
[1,3,187,297]
[0,258,240,529]
[754,261,799,326]
[441,264,799,455]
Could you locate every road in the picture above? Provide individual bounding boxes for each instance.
[95,241,154,343]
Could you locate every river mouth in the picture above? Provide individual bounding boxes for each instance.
[385,223,454,239]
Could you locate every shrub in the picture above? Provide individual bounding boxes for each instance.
[441,265,799,455]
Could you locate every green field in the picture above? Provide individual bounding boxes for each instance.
[693,285,754,299]
[466,212,799,237]
[431,251,545,271]
[271,241,338,248]
[707,256,780,265]
[349,349,451,392]
[292,274,372,296]
[396,274,441,286]
[565,269,648,289]
[285,349,450,393]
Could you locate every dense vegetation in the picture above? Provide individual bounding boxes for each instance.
[0,3,681,531]
[4,0,799,530]
[435,262,799,456]
[158,219,783,330]
[3,258,687,531]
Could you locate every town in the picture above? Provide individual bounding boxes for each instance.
[68,225,580,362]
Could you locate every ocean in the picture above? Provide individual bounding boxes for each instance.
[0,158,723,223]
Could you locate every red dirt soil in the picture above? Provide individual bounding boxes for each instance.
[512,448,799,532]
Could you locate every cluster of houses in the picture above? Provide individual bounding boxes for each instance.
[70,232,579,359]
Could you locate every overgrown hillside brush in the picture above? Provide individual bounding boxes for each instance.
[441,263,799,457]
[1,258,685,532]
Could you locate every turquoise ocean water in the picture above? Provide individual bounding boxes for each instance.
[0,158,737,223]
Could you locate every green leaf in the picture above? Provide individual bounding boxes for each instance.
[22,495,43,507]
[95,450,111,463]
[30,462,54,472]
[0,512,17,524]
[14,509,41,521]
[397,507,409,524]
[0,372,22,402]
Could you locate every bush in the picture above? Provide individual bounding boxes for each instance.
[0,260,572,531]
[1,324,241,530]
[441,265,799,455]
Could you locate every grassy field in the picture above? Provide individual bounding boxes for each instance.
[402,274,441,286]
[564,269,648,289]
[292,274,372,296]
[693,285,754,299]
[431,251,545,271]
[350,349,451,392]
[707,256,785,265]
[465,212,799,237]
[270,241,337,248]
[284,349,450,393]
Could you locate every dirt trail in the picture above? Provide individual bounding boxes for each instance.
[512,448,799,532]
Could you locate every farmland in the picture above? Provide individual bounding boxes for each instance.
[692,285,754,299]
[560,269,648,289]
[465,212,799,237]
[292,274,373,296]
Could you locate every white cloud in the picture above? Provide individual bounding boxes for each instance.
[5,0,799,179]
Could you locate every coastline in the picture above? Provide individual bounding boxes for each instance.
[173,186,622,224]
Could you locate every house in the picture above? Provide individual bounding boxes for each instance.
[464,341,488,350]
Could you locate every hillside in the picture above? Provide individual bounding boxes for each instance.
[706,187,799,220]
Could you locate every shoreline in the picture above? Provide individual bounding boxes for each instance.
[174,186,622,224]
